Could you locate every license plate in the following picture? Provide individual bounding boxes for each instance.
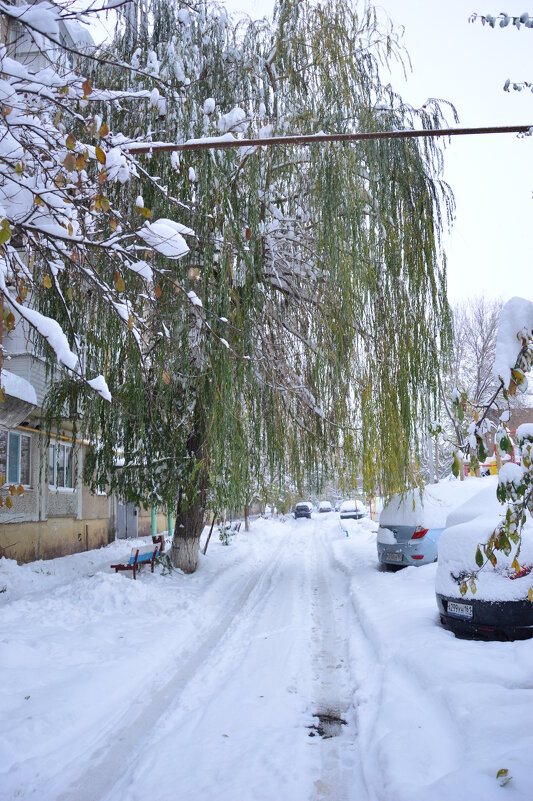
[447,601,473,619]
[385,552,403,563]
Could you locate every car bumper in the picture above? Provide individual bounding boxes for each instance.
[294,513,311,519]
[377,542,436,567]
[436,593,533,641]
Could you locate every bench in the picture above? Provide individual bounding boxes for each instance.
[152,534,165,553]
[111,543,160,580]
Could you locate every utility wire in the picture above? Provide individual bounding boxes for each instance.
[124,124,533,154]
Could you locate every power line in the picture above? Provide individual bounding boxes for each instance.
[125,124,533,154]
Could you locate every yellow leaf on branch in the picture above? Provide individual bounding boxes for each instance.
[114,272,125,293]
[95,146,106,165]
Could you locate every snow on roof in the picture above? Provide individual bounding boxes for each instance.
[1,368,37,405]
[4,2,60,40]
[61,18,95,49]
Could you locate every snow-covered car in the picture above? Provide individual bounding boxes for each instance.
[339,500,366,520]
[377,477,491,569]
[318,500,333,513]
[436,482,533,640]
[294,502,313,519]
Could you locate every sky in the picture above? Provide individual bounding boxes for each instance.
[220,0,532,305]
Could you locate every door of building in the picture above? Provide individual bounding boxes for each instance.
[117,502,138,539]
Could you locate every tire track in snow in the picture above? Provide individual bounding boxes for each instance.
[307,520,367,801]
[325,527,463,801]
[57,530,299,801]
[118,525,312,801]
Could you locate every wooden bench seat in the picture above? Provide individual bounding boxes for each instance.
[111,543,160,580]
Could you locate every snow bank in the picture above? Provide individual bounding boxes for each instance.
[2,513,533,801]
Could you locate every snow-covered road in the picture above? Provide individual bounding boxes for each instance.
[2,514,533,801]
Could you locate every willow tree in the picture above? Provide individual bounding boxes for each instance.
[63,0,454,572]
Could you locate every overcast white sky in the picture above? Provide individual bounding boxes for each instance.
[220,0,531,305]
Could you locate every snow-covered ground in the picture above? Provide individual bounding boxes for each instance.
[1,513,532,801]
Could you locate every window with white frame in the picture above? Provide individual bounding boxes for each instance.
[0,430,31,486]
[48,442,74,489]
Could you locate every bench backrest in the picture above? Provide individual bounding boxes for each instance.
[128,544,157,565]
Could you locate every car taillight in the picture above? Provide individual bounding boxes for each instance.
[412,554,424,560]
[411,527,428,539]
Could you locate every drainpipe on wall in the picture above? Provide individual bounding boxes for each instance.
[151,505,157,537]
[0,294,3,379]
[167,507,173,538]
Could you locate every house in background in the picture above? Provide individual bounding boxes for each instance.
[0,314,165,563]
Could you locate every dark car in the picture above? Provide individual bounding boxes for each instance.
[436,482,533,641]
[294,502,313,519]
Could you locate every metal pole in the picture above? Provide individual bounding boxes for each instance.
[151,505,157,537]
[124,124,533,155]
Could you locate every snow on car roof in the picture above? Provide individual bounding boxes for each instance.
[379,476,494,529]
[340,499,358,509]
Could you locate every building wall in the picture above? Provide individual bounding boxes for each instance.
[0,425,169,563]
[0,517,111,563]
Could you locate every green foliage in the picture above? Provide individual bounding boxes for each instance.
[42,0,455,522]
[451,452,460,478]
[218,522,237,546]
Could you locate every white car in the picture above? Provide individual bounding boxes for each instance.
[318,500,333,513]
[377,477,490,569]
[339,500,366,520]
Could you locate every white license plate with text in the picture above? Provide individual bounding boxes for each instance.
[447,601,473,619]
[386,552,403,563]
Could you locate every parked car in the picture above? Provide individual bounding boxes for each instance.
[318,500,333,513]
[294,502,313,519]
[339,500,366,520]
[377,477,491,569]
[436,482,533,640]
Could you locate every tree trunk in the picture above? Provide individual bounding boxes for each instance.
[202,515,216,556]
[171,423,208,574]
[244,504,250,532]
[171,494,206,573]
